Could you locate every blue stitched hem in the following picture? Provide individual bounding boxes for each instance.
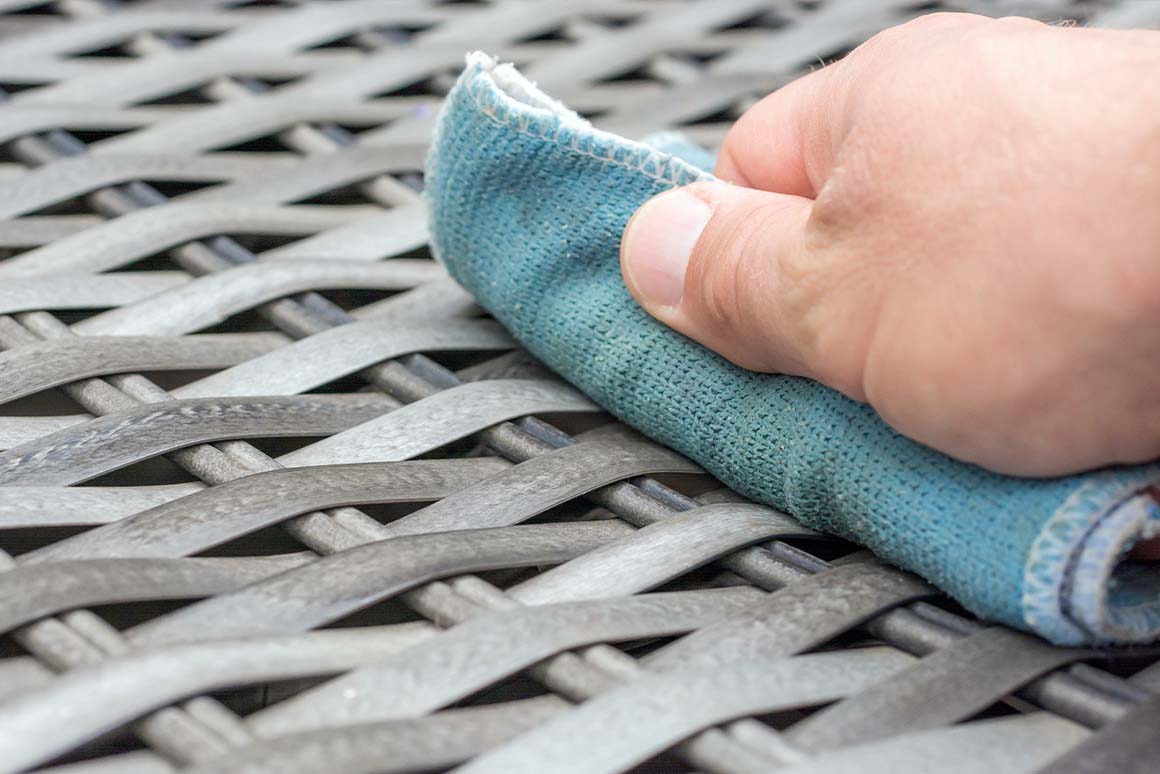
[640,131,719,172]
[1023,475,1160,644]
[449,52,708,189]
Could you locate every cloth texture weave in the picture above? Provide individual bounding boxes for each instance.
[426,53,1160,645]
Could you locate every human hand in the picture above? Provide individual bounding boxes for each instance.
[620,13,1160,479]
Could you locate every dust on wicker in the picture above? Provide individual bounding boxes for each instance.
[0,1,1156,773]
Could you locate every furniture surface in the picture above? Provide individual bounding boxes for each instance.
[0,1,1157,772]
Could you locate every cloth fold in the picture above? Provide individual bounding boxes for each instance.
[426,52,1160,645]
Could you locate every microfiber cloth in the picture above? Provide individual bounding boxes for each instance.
[425,52,1160,645]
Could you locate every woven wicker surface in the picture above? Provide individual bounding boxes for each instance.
[0,1,1158,772]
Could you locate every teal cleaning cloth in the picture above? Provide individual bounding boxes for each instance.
[426,53,1160,645]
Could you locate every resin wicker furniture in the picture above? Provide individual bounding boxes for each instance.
[0,1,1157,773]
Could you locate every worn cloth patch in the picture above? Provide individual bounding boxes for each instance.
[425,52,1160,645]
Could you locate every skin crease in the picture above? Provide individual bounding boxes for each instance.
[618,14,1160,558]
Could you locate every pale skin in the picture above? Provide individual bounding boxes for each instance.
[618,13,1160,557]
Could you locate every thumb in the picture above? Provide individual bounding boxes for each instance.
[620,181,868,399]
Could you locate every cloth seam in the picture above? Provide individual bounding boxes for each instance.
[461,63,707,189]
[1022,471,1160,644]
[1059,486,1152,638]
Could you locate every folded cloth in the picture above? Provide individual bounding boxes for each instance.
[426,52,1160,645]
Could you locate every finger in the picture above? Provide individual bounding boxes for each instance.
[714,65,841,196]
[714,11,991,196]
[620,181,872,398]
